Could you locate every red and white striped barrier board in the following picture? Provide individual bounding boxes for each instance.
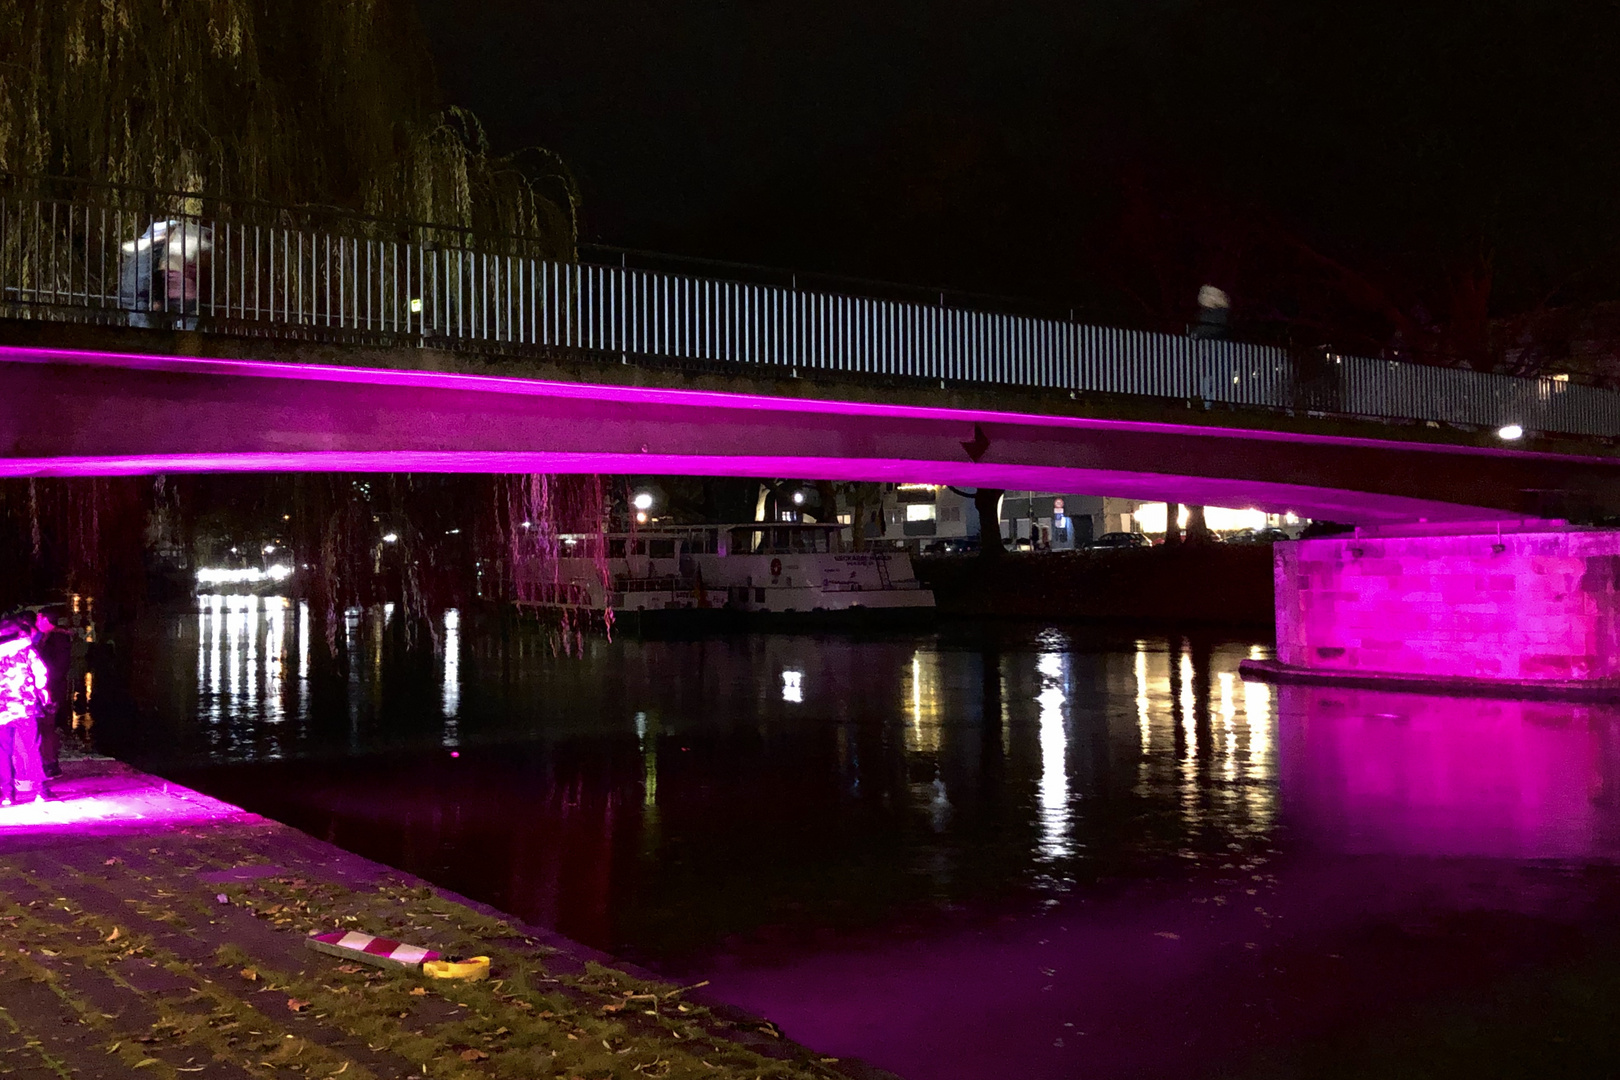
[305,930,442,970]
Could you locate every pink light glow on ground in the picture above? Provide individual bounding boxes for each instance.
[0,757,253,838]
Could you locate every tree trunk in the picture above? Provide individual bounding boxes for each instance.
[813,481,839,523]
[973,488,1006,558]
[849,489,869,552]
[1164,501,1183,547]
[1185,504,1210,544]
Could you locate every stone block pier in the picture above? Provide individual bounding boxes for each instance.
[1244,524,1620,700]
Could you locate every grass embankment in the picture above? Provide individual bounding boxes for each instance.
[0,824,863,1079]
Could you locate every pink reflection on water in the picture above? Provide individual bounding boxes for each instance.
[1277,683,1620,859]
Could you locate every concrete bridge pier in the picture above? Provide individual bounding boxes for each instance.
[1242,524,1620,701]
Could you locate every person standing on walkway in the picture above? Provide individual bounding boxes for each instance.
[0,616,51,806]
[31,612,69,780]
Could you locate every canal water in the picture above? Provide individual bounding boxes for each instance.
[88,597,1620,1079]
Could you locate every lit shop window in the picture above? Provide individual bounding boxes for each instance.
[905,504,937,522]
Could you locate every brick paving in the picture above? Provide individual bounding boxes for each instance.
[0,759,881,1080]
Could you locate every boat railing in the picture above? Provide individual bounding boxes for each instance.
[819,579,927,592]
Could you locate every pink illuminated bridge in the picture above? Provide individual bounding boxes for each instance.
[1,342,1618,525]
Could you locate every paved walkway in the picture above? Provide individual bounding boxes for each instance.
[0,759,873,1080]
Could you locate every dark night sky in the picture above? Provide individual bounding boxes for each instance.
[413,1,1620,327]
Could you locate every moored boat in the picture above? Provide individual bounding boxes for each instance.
[511,523,935,628]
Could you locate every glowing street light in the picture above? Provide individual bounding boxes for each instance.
[791,490,806,506]
[1497,423,1524,441]
[632,491,655,511]
[382,532,399,544]
[262,543,276,555]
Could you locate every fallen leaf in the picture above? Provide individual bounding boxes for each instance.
[104,858,121,866]
[105,927,121,943]
[1154,931,1181,940]
[409,987,427,997]
[135,1059,160,1069]
[240,968,258,982]
[459,1049,488,1062]
[287,999,309,1013]
[215,894,229,905]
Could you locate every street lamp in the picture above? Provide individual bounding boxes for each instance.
[1497,423,1524,441]
[382,532,399,544]
[791,491,806,506]
[632,491,655,511]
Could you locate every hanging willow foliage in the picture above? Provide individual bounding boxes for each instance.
[0,0,577,253]
[0,2,609,646]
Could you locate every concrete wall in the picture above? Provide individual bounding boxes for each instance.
[1275,528,1620,685]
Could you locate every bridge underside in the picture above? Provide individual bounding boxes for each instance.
[4,341,1618,525]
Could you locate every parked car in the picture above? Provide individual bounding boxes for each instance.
[1087,532,1152,550]
[1225,527,1292,544]
[921,538,980,555]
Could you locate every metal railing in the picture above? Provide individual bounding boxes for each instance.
[2,177,1616,440]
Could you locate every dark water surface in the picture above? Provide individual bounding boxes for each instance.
[92,596,1620,1079]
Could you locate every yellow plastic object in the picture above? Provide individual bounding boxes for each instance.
[422,956,491,981]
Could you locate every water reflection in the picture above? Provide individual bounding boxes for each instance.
[781,669,803,704]
[155,604,1620,992]
[115,608,1291,964]
[1279,684,1620,859]
[1035,646,1070,861]
[442,608,461,747]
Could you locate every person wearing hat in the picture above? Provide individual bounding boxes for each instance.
[0,615,51,805]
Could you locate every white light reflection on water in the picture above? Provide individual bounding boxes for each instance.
[243,595,259,717]
[1178,649,1196,759]
[1219,671,1237,782]
[1244,677,1273,780]
[297,601,310,684]
[1036,646,1071,862]
[905,651,942,754]
[1134,642,1151,754]
[442,608,461,747]
[344,607,361,739]
[225,598,243,708]
[207,594,224,723]
[265,599,286,729]
[196,597,213,726]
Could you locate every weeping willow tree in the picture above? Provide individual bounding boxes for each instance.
[0,0,577,251]
[0,0,603,650]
